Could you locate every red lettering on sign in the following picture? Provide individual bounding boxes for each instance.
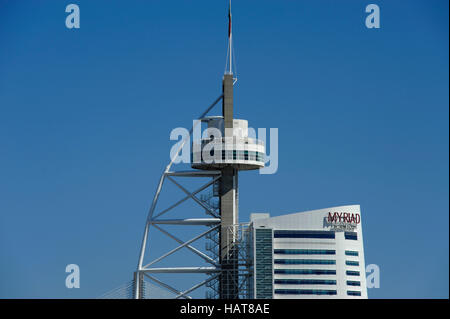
[327,212,360,224]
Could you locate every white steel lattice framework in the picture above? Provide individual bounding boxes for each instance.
[133,96,225,299]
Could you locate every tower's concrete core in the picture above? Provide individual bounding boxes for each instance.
[219,74,239,298]
[191,74,265,298]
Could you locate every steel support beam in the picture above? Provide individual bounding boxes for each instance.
[141,267,221,274]
[150,218,221,226]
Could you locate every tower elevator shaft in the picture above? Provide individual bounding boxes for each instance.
[219,74,239,298]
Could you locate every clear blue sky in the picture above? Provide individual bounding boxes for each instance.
[0,0,448,298]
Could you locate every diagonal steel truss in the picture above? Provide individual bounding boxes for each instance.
[134,168,224,299]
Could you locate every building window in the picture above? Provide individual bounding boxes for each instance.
[344,232,358,240]
[275,259,336,265]
[275,269,336,275]
[347,281,361,286]
[275,289,337,295]
[346,270,360,276]
[274,249,335,255]
[199,149,264,163]
[347,291,361,296]
[346,260,359,266]
[345,250,359,256]
[254,229,273,299]
[274,230,335,239]
[274,279,336,285]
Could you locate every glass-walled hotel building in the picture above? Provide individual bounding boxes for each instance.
[250,205,367,299]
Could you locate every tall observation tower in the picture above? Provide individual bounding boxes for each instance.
[133,1,265,299]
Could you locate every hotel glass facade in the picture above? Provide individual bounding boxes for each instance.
[250,205,368,299]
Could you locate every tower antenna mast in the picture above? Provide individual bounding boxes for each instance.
[227,0,233,75]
